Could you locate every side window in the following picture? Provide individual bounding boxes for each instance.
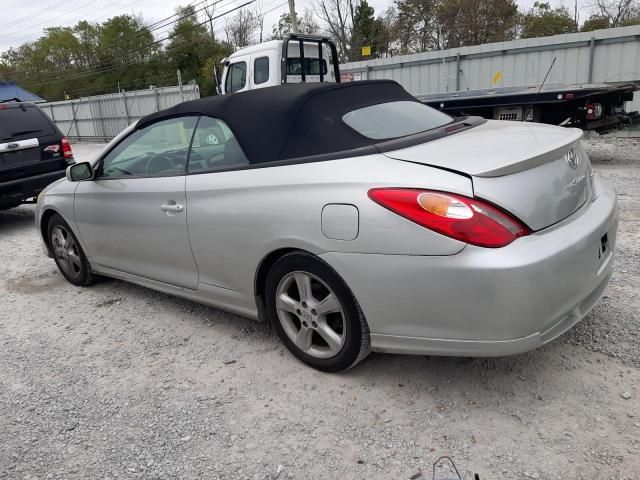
[254,56,269,85]
[225,62,247,93]
[99,117,197,178]
[187,116,249,173]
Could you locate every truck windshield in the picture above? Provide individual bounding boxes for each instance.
[342,101,453,140]
[286,58,327,76]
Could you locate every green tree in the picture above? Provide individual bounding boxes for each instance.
[394,0,439,53]
[352,0,375,58]
[98,15,157,67]
[437,0,519,49]
[167,6,216,84]
[394,0,518,52]
[271,9,321,39]
[1,13,166,101]
[74,21,101,68]
[520,2,577,38]
[199,47,233,97]
[581,15,611,31]
[350,1,391,59]
[167,5,233,94]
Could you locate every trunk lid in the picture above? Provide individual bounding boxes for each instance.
[383,120,592,231]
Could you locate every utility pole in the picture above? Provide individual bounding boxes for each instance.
[177,69,184,102]
[288,0,298,33]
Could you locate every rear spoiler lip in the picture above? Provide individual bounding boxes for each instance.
[383,121,583,179]
[472,126,583,178]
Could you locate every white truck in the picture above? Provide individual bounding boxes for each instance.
[215,34,341,94]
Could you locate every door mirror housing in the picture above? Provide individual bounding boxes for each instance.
[66,162,93,182]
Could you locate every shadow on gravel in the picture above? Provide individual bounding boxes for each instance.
[0,206,35,233]
[78,274,572,390]
[351,345,561,387]
[4,271,65,294]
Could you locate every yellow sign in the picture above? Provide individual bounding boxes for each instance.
[361,46,371,56]
[492,71,503,84]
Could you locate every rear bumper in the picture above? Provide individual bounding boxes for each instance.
[0,169,67,206]
[320,177,618,356]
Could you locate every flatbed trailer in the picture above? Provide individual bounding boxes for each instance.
[417,82,639,133]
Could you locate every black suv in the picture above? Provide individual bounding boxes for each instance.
[0,102,74,210]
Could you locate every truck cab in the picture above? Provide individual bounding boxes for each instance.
[217,34,340,94]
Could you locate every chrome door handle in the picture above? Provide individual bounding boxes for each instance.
[161,203,184,213]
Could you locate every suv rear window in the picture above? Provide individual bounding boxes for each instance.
[0,105,56,141]
[342,101,452,140]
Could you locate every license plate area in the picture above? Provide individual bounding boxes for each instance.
[0,148,41,167]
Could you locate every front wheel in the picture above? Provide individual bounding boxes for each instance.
[47,213,94,286]
[265,252,371,372]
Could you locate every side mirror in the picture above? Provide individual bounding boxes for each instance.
[66,162,93,182]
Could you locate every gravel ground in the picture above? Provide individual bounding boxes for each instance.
[1,139,639,480]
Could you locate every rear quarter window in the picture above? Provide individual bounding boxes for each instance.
[342,101,452,140]
[0,105,56,142]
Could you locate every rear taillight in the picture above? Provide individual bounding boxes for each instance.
[585,103,602,120]
[61,137,73,160]
[368,188,531,248]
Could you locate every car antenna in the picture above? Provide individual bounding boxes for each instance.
[536,56,557,96]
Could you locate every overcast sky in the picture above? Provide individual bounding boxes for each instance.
[0,0,595,54]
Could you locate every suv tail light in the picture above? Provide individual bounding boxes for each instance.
[585,103,602,120]
[368,188,531,248]
[61,137,73,161]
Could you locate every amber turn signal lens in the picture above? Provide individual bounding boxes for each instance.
[417,192,473,219]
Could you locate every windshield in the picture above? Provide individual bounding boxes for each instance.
[0,105,56,141]
[342,101,452,140]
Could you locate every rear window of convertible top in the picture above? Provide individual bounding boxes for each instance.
[342,100,452,140]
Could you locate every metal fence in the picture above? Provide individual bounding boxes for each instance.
[39,84,200,141]
[340,25,640,113]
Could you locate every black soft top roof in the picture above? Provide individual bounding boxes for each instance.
[138,80,419,164]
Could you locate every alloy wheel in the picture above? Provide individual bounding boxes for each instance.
[275,271,346,359]
[51,225,82,280]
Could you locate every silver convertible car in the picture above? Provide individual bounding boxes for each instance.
[36,81,618,372]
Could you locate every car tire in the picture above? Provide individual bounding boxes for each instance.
[47,213,94,286]
[265,251,371,372]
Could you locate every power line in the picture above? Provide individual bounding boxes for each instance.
[8,0,238,87]
[0,0,77,29]
[12,0,239,86]
[20,0,259,89]
[81,0,228,60]
[2,0,140,46]
[10,0,287,97]
[0,0,123,40]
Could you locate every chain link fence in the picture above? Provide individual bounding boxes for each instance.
[39,84,200,141]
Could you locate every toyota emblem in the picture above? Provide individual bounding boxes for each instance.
[566,149,579,169]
